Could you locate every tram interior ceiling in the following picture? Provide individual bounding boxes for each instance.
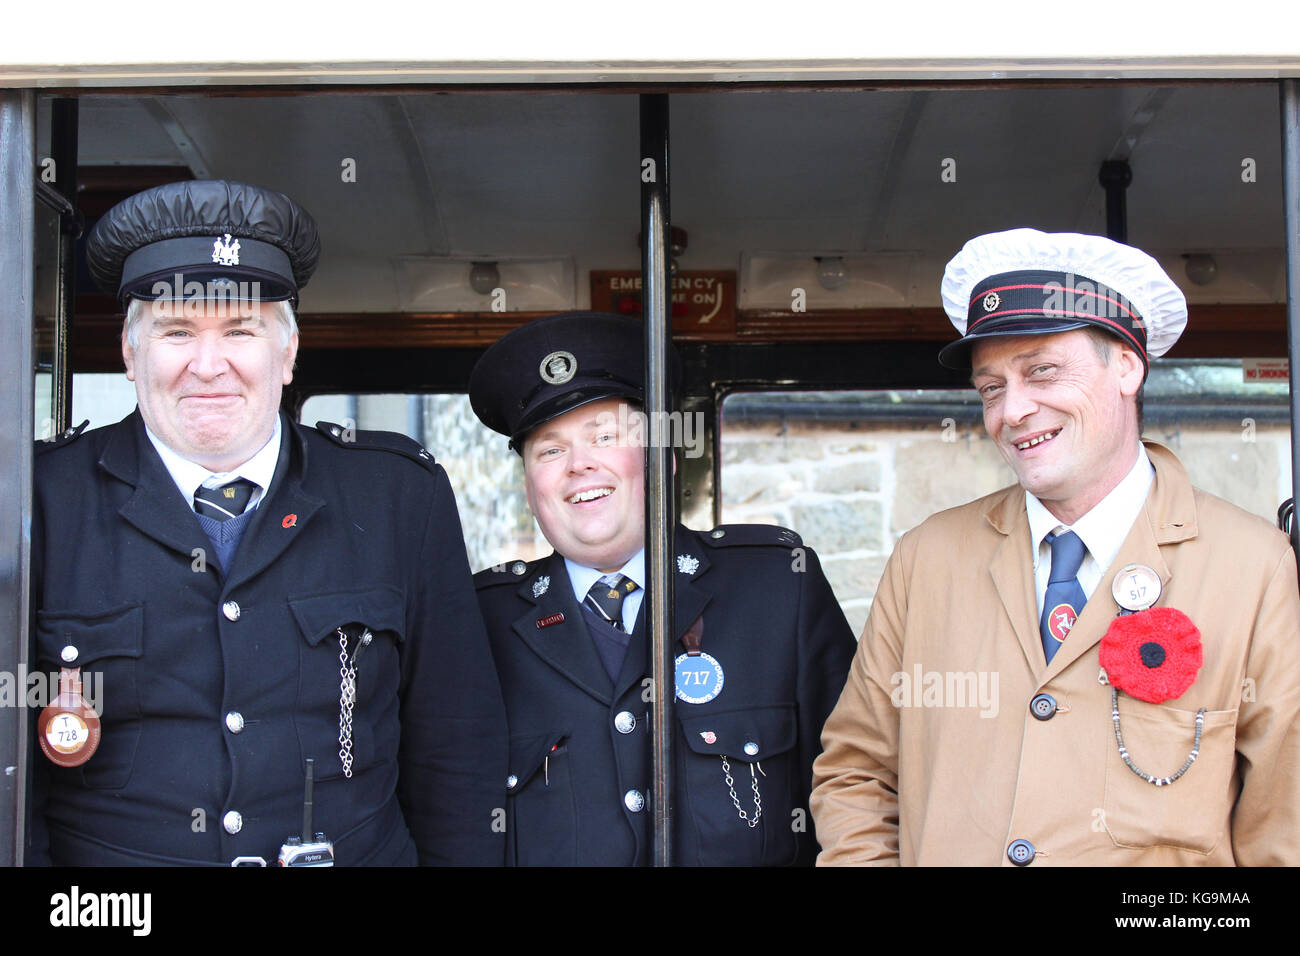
[32,82,1294,563]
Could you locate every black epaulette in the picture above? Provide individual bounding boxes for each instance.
[699,524,802,549]
[34,419,90,455]
[314,421,438,472]
[474,559,542,590]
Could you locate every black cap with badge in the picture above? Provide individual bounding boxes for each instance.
[469,311,681,453]
[85,180,320,306]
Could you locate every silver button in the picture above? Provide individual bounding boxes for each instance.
[624,789,645,813]
[63,428,75,439]
[710,529,726,539]
[614,711,636,734]
[511,561,527,575]
[225,712,245,734]
[743,741,759,756]
[222,810,243,834]
[59,645,78,664]
[506,774,518,789]
[222,601,241,622]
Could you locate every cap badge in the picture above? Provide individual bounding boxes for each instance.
[981,291,1001,312]
[539,351,577,385]
[532,575,550,599]
[676,554,700,575]
[212,233,241,267]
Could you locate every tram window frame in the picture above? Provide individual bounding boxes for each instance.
[715,362,1291,633]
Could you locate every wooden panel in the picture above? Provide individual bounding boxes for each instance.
[69,298,1290,373]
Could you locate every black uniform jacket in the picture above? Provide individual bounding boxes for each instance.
[28,410,507,866]
[475,525,855,866]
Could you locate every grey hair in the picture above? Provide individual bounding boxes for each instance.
[123,297,298,351]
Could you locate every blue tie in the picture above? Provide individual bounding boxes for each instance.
[1040,531,1088,664]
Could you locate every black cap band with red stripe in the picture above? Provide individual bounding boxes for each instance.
[940,269,1148,371]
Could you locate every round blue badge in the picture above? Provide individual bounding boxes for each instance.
[674,652,724,704]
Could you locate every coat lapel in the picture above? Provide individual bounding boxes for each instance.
[612,528,714,701]
[222,417,325,592]
[985,490,1048,673]
[513,553,614,705]
[1043,442,1195,681]
[671,528,713,646]
[102,411,213,561]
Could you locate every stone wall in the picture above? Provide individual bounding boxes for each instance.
[720,415,1292,637]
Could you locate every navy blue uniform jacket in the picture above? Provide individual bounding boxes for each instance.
[475,525,855,866]
[28,410,507,866]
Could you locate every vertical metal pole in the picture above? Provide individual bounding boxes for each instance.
[50,98,78,435]
[1098,160,1132,244]
[640,93,675,867]
[0,89,37,866]
[1279,80,1300,556]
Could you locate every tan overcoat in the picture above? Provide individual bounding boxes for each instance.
[811,441,1300,865]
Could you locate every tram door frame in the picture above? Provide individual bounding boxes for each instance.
[3,78,1300,868]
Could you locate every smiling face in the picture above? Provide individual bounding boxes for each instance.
[122,299,297,473]
[522,397,646,572]
[971,329,1144,525]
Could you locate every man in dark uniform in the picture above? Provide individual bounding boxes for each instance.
[28,180,507,866]
[469,311,855,865]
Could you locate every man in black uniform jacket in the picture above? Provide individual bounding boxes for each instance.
[469,311,855,865]
[28,180,506,866]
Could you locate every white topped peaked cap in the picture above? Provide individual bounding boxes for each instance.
[938,228,1188,371]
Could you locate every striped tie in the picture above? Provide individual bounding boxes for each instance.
[194,478,257,522]
[584,574,639,632]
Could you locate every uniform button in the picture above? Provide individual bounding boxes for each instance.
[624,789,645,813]
[1030,694,1058,721]
[710,529,726,539]
[222,810,243,834]
[511,561,527,575]
[614,711,636,734]
[59,645,78,664]
[506,774,518,790]
[222,601,241,622]
[743,741,759,756]
[1007,839,1035,865]
[225,712,245,734]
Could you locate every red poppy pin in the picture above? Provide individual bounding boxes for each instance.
[282,514,297,529]
[1099,607,1203,704]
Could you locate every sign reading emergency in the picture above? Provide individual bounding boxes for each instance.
[590,270,736,333]
[1243,358,1289,383]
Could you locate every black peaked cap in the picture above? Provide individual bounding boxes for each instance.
[86,179,320,303]
[469,311,681,451]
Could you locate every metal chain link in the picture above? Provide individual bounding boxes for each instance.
[720,755,763,828]
[338,629,356,779]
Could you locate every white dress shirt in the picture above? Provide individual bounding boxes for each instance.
[145,414,282,515]
[565,548,646,632]
[1027,443,1155,617]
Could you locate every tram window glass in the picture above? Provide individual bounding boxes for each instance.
[300,393,548,572]
[719,361,1291,635]
[33,202,61,439]
[70,373,140,430]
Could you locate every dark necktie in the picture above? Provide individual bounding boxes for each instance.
[1040,530,1088,664]
[584,574,639,632]
[194,477,257,522]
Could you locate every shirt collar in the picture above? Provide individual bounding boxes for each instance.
[145,414,282,511]
[1026,443,1155,570]
[564,547,646,603]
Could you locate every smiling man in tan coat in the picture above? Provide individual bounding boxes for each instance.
[810,228,1300,866]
